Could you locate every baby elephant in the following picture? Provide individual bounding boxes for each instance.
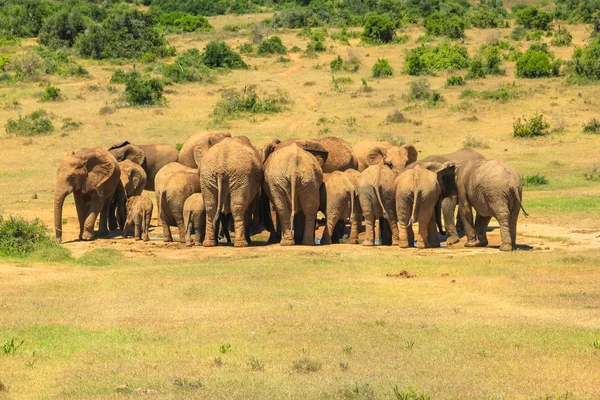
[123,196,153,241]
[183,193,206,247]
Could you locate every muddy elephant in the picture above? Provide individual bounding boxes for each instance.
[343,169,362,244]
[199,136,263,247]
[357,164,399,246]
[108,160,148,230]
[264,137,355,173]
[108,142,179,191]
[320,171,359,244]
[263,142,327,246]
[155,163,201,242]
[178,132,232,169]
[417,147,486,244]
[396,162,455,248]
[183,189,234,247]
[456,159,527,251]
[123,195,153,242]
[54,148,123,242]
[353,140,418,172]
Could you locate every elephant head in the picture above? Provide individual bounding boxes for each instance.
[54,148,117,242]
[119,160,147,198]
[108,141,145,168]
[420,161,456,197]
[263,139,329,167]
[261,139,282,163]
[192,132,232,169]
[368,144,418,172]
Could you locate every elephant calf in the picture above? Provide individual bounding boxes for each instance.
[456,159,527,251]
[183,193,232,247]
[123,196,153,241]
[320,171,359,244]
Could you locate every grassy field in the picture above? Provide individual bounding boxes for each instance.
[1,8,600,400]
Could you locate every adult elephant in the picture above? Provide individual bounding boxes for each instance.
[264,137,355,172]
[108,160,147,230]
[396,162,455,248]
[263,141,327,245]
[199,136,263,247]
[456,159,527,251]
[54,148,123,243]
[417,147,486,245]
[353,140,418,172]
[108,142,179,191]
[343,169,362,244]
[178,132,232,169]
[357,164,399,246]
[320,171,358,245]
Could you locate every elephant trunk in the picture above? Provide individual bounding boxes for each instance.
[54,190,69,243]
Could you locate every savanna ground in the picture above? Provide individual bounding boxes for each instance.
[1,8,600,400]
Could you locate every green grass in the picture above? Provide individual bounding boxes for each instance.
[524,196,600,216]
[1,250,600,398]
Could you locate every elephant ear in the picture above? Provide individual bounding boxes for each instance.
[82,149,116,194]
[193,134,227,167]
[261,139,281,163]
[435,161,457,197]
[366,147,385,167]
[123,145,145,165]
[108,141,131,151]
[403,144,418,164]
[296,140,329,167]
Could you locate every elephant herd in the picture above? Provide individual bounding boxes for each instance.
[53,133,528,251]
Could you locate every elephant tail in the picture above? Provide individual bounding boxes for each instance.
[142,209,147,237]
[408,189,422,227]
[350,188,355,222]
[214,173,227,228]
[289,160,297,235]
[512,186,529,217]
[374,170,388,219]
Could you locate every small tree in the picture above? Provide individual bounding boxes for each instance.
[515,6,553,31]
[362,14,396,44]
[124,76,165,106]
[201,41,247,69]
[372,58,393,77]
[516,48,560,78]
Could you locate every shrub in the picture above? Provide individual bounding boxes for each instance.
[38,9,88,48]
[162,48,215,83]
[467,60,486,79]
[516,48,561,78]
[362,14,396,44]
[330,55,359,73]
[124,75,165,106]
[158,12,213,32]
[0,215,60,257]
[521,173,549,186]
[40,86,63,102]
[239,43,253,54]
[385,109,409,124]
[405,42,470,75]
[583,118,600,133]
[513,113,549,138]
[393,386,430,400]
[202,40,247,69]
[111,69,141,84]
[372,58,393,77]
[480,84,520,102]
[570,36,600,82]
[446,75,465,86]
[467,4,507,29]
[551,26,572,46]
[584,165,600,181]
[515,6,553,31]
[292,358,322,374]
[330,55,343,71]
[424,12,466,39]
[5,110,55,136]
[462,134,489,149]
[407,79,432,100]
[511,26,527,41]
[212,88,287,122]
[257,36,287,55]
[468,45,504,78]
[306,32,326,53]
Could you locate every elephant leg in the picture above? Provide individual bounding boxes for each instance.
[197,212,205,246]
[123,217,131,238]
[415,218,428,249]
[333,220,345,244]
[74,192,86,240]
[427,214,440,248]
[434,200,444,235]
[443,196,460,245]
[97,199,110,237]
[349,202,361,244]
[302,210,317,246]
[82,196,103,241]
[388,213,400,246]
[475,215,491,247]
[509,207,519,250]
[161,212,173,242]
[144,212,151,242]
[108,199,118,231]
[362,207,375,246]
[495,209,512,251]
[398,222,410,248]
[278,208,294,246]
[458,193,478,248]
[321,213,337,245]
[232,206,248,247]
[223,214,232,243]
[134,214,142,241]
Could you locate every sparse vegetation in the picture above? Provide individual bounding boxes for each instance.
[393,386,430,400]
[385,109,409,124]
[40,85,63,102]
[123,75,165,107]
[551,26,572,47]
[292,358,322,373]
[162,48,216,84]
[1,338,24,354]
[0,215,60,256]
[5,110,55,136]
[513,113,550,138]
[257,36,287,56]
[405,42,470,76]
[212,87,288,122]
[372,58,393,78]
[583,118,600,133]
[521,173,549,186]
[462,135,489,149]
[202,40,247,69]
[446,75,465,86]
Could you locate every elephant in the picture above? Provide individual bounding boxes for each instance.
[353,140,418,172]
[123,195,153,242]
[319,171,358,244]
[417,147,486,244]
[456,159,528,251]
[396,162,455,248]
[155,163,201,242]
[183,193,232,247]
[343,169,362,244]
[263,142,327,246]
[178,132,232,169]
[263,137,355,173]
[54,147,123,242]
[153,162,189,226]
[108,160,148,230]
[108,142,179,191]
[199,136,263,247]
[357,164,399,246]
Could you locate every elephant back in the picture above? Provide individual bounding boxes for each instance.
[313,137,357,173]
[178,132,231,169]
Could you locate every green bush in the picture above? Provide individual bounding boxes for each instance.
[0,215,61,257]
[330,55,343,71]
[5,109,54,137]
[468,45,504,78]
[202,40,247,69]
[405,42,470,75]
[306,32,326,53]
[239,43,253,54]
[583,118,600,133]
[111,69,141,84]
[467,4,507,28]
[516,48,561,78]
[569,36,600,82]
[467,60,486,79]
[406,78,444,107]
[372,58,393,77]
[124,75,165,106]
[515,6,553,31]
[212,88,287,122]
[511,26,527,41]
[551,26,572,46]
[446,75,465,86]
[40,86,63,102]
[521,173,549,186]
[424,12,466,39]
[158,12,213,32]
[162,48,216,83]
[6,47,88,81]
[362,14,396,44]
[38,9,88,48]
[513,113,549,138]
[257,36,287,55]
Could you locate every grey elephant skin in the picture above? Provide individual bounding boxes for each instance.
[108,160,148,230]
[123,195,153,241]
[155,162,201,242]
[416,147,486,244]
[263,142,327,245]
[353,140,418,172]
[396,162,455,248]
[178,132,232,169]
[456,159,527,251]
[320,171,359,244]
[183,193,233,247]
[264,137,355,173]
[108,142,179,191]
[199,136,263,247]
[54,147,123,243]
